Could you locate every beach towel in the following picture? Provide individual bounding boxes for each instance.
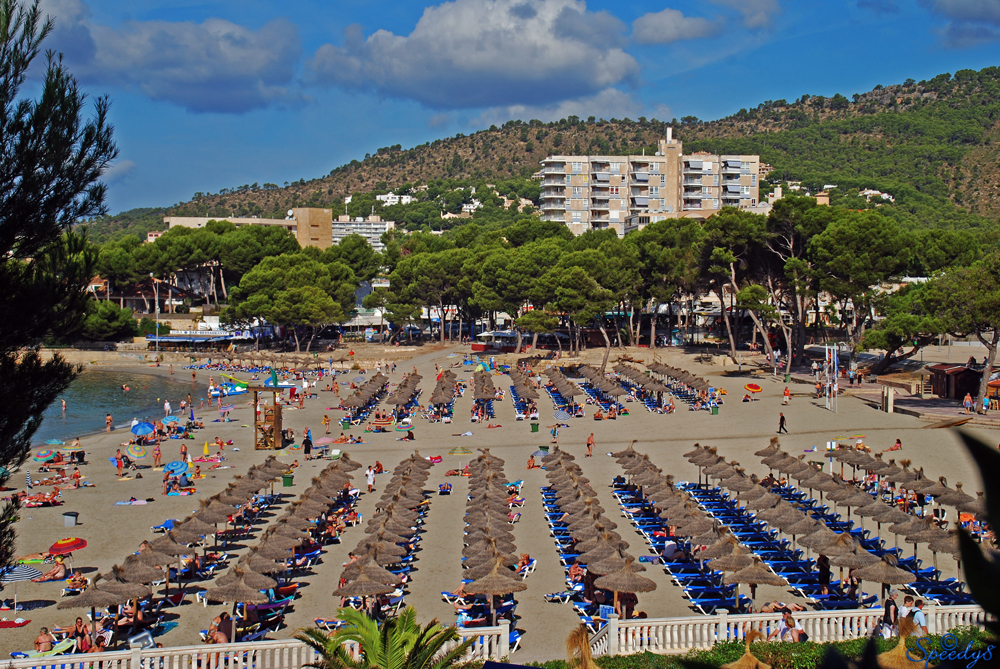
[114,499,148,506]
[117,476,136,481]
[0,619,31,628]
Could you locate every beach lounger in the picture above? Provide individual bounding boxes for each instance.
[11,639,75,658]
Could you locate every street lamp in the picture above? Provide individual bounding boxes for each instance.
[150,273,159,354]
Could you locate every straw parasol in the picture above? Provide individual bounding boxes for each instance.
[216,565,277,591]
[831,544,880,569]
[936,482,975,509]
[723,557,787,609]
[592,555,656,611]
[204,571,270,642]
[754,438,781,458]
[854,556,914,598]
[589,549,647,576]
[57,578,125,649]
[878,617,924,669]
[463,562,528,625]
[120,555,163,584]
[711,552,755,572]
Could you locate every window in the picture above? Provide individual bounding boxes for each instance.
[660,175,666,185]
[610,186,619,195]
[572,212,581,222]
[650,162,660,173]
[610,162,621,173]
[610,210,619,220]
[751,175,757,185]
[573,187,583,196]
[702,186,711,194]
[741,186,751,195]
[650,187,659,197]
[660,199,666,209]
[565,175,571,185]
[572,162,583,173]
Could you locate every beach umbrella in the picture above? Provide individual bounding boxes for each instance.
[0,565,41,611]
[593,555,656,612]
[590,549,647,576]
[99,564,153,641]
[61,441,82,452]
[126,443,147,459]
[754,438,781,457]
[819,532,858,558]
[831,544,880,569]
[131,422,156,437]
[217,566,277,592]
[204,572,269,641]
[724,558,787,609]
[744,383,762,393]
[854,556,915,598]
[57,579,125,650]
[162,415,180,424]
[464,562,528,625]
[740,487,768,501]
[919,477,951,498]
[745,493,781,510]
[121,555,163,584]
[44,439,64,445]
[799,527,839,551]
[50,537,88,555]
[936,483,975,509]
[33,449,55,462]
[164,461,188,475]
[711,552,755,572]
[342,560,403,586]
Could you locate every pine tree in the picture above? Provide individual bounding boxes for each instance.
[0,0,117,573]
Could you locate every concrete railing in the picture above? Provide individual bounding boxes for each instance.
[590,605,987,657]
[6,623,510,669]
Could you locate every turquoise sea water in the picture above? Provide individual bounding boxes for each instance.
[32,369,199,446]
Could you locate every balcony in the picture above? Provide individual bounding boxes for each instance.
[632,172,649,182]
[683,178,702,185]
[541,201,566,211]
[632,196,649,207]
[592,172,610,182]
[541,165,566,174]
[722,166,742,175]
[683,193,704,200]
[683,204,703,211]
[542,178,567,187]
[683,166,703,175]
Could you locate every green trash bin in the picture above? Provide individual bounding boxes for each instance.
[282,473,294,487]
[530,423,539,433]
[341,419,351,429]
[784,373,791,383]
[711,406,719,416]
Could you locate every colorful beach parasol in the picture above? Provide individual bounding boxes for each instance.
[0,565,42,611]
[553,410,572,421]
[744,384,762,393]
[162,415,180,424]
[45,439,64,445]
[315,437,335,445]
[62,442,82,452]
[50,537,88,555]
[219,404,235,413]
[33,449,56,462]
[448,446,473,455]
[131,422,156,437]
[126,444,147,459]
[164,461,189,475]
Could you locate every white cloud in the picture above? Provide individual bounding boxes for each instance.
[40,0,302,113]
[632,8,721,45]
[473,88,646,126]
[708,0,780,28]
[102,159,136,185]
[919,0,1000,45]
[308,0,639,110]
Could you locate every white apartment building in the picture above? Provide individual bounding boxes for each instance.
[540,128,761,236]
[375,192,414,206]
[331,214,395,252]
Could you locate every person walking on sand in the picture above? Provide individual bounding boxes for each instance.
[323,414,331,434]
[783,387,790,405]
[153,442,162,468]
[586,433,595,458]
[169,364,173,376]
[365,466,375,494]
[164,400,171,417]
[963,393,973,414]
[179,442,188,463]
[778,412,788,434]
[115,449,124,478]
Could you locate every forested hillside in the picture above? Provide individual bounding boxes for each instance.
[82,65,1000,241]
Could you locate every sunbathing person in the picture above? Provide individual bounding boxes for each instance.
[34,627,56,652]
[66,570,88,589]
[32,556,67,582]
[593,409,604,420]
[526,455,539,470]
[759,601,805,613]
[568,560,585,582]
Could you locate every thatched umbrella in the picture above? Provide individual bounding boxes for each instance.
[277,515,315,530]
[121,555,163,584]
[216,566,277,592]
[136,546,176,597]
[57,579,125,649]
[831,544,880,569]
[99,565,153,642]
[463,562,528,625]
[593,555,656,614]
[854,556,914,598]
[204,571,269,641]
[928,532,961,578]
[745,493,781,510]
[255,543,294,561]
[754,438,781,458]
[341,560,404,585]
[590,549,646,576]
[723,558,788,610]
[936,483,975,510]
[711,552,755,572]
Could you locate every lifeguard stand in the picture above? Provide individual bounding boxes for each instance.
[251,386,282,450]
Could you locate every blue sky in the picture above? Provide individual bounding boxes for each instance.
[36,0,1000,212]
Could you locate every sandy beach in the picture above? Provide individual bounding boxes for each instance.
[1,343,991,660]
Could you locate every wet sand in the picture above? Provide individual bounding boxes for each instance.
[1,345,991,660]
